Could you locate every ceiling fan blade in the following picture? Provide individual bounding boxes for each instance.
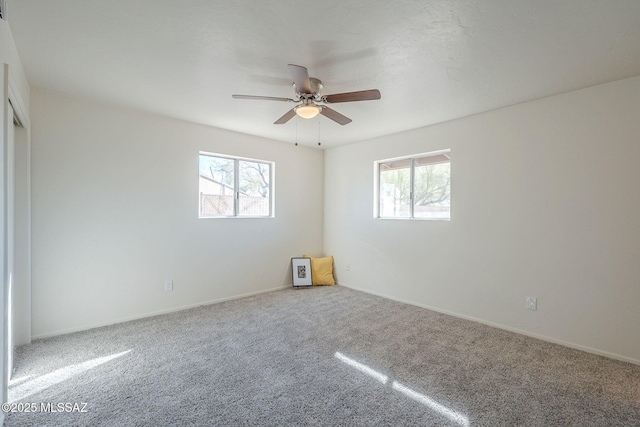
[274,108,297,124]
[320,106,352,125]
[233,94,294,102]
[287,64,313,94]
[323,89,381,103]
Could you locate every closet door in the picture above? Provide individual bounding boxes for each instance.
[1,62,7,406]
[5,99,14,382]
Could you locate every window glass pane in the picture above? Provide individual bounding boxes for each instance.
[199,155,235,217]
[238,160,270,216]
[414,161,450,219]
[379,161,411,218]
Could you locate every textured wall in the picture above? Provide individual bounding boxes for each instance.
[30,89,324,337]
[324,76,640,364]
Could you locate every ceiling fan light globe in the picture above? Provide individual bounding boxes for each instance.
[295,104,321,119]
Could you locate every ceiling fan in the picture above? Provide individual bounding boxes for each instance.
[232,64,381,125]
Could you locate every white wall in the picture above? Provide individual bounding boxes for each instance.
[30,89,324,338]
[325,76,640,364]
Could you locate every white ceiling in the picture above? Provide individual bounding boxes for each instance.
[7,1,640,148]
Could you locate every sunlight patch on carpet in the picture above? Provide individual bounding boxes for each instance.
[392,381,470,426]
[7,375,33,387]
[334,351,389,384]
[335,351,469,426]
[9,350,131,402]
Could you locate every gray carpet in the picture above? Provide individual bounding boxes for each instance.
[5,285,640,426]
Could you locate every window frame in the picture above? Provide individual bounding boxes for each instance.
[199,151,275,219]
[374,149,451,220]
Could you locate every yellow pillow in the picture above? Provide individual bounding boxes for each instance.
[303,255,335,286]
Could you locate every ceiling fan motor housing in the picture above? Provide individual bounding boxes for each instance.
[294,78,323,98]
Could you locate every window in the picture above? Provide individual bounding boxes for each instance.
[199,152,273,218]
[376,150,450,220]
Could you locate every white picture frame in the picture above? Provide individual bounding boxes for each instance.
[291,257,312,287]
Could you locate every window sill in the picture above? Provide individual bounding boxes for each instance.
[199,216,275,219]
[375,216,450,221]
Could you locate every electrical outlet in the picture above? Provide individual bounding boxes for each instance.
[164,280,173,291]
[346,264,351,271]
[526,297,537,311]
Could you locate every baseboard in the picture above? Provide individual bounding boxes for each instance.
[339,282,640,366]
[32,285,291,340]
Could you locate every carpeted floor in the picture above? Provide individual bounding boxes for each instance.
[5,285,640,426]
